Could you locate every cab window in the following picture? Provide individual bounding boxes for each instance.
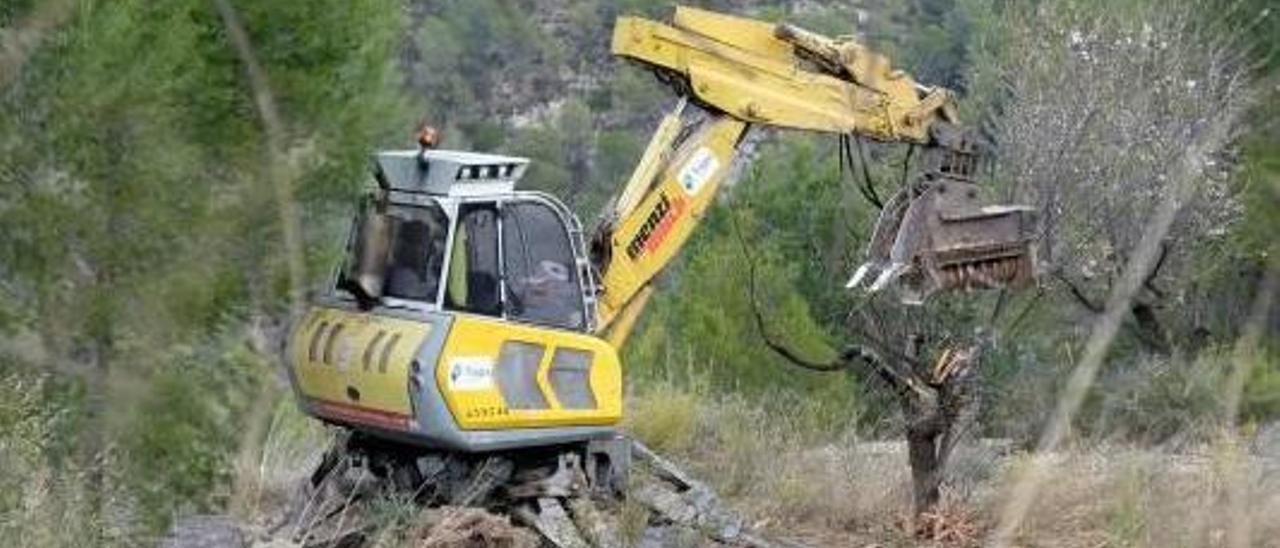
[383,204,449,302]
[501,201,584,330]
[445,203,502,315]
[338,199,449,307]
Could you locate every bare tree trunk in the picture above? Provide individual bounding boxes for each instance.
[905,416,944,512]
[1131,301,1171,354]
[900,334,944,514]
[893,338,979,518]
[751,320,981,518]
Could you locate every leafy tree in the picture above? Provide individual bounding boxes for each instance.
[0,0,408,538]
[971,0,1259,355]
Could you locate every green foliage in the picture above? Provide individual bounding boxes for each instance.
[595,130,645,189]
[623,136,868,412]
[124,336,264,531]
[505,99,648,219]
[2,0,408,339]
[1243,349,1280,423]
[0,372,62,510]
[236,0,411,202]
[602,66,666,122]
[602,0,675,18]
[409,0,563,130]
[625,379,702,454]
[1235,104,1280,261]
[1,0,409,540]
[870,0,972,88]
[0,0,36,25]
[0,367,131,547]
[1091,352,1229,443]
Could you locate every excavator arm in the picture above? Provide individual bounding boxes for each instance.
[611,7,957,141]
[592,6,1038,344]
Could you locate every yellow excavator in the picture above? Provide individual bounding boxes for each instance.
[282,6,1036,545]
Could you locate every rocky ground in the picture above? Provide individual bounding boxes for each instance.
[161,429,1280,548]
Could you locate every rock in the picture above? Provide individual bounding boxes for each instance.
[160,515,246,548]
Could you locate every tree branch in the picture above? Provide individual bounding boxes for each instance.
[1052,271,1104,313]
[729,209,935,401]
[731,210,847,372]
[1142,241,1170,299]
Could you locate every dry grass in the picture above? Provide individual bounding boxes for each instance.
[9,366,1276,547]
[231,397,332,525]
[625,381,1280,547]
[991,445,1280,548]
[624,380,702,455]
[625,382,911,543]
[0,373,139,547]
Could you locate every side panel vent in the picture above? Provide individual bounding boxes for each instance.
[308,321,330,363]
[495,341,549,410]
[323,324,345,365]
[362,331,385,371]
[549,349,596,410]
[379,333,401,373]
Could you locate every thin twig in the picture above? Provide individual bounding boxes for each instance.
[729,209,845,372]
[1051,271,1104,314]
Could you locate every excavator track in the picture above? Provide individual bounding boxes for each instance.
[195,437,807,548]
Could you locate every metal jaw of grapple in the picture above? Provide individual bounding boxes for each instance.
[847,126,1038,304]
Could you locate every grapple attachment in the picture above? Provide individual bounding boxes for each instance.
[847,126,1038,304]
[849,181,1037,304]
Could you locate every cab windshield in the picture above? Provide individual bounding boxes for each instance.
[501,201,584,330]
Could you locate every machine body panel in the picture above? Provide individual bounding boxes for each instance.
[436,313,623,431]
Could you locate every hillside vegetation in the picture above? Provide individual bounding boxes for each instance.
[1,0,1278,546]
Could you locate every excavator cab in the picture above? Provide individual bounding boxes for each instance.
[287,149,625,453]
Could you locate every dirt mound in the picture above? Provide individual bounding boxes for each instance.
[412,507,541,548]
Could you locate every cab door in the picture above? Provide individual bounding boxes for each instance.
[435,198,622,430]
[500,200,588,331]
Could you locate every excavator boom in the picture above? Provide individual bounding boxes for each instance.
[593,7,1038,341]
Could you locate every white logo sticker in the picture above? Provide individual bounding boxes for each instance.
[677,148,720,195]
[448,358,494,391]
